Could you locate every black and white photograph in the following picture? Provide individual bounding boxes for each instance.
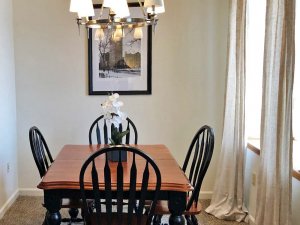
[88,4,152,95]
[97,27,142,79]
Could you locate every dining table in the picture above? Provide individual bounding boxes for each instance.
[37,144,193,225]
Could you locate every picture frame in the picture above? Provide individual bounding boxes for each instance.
[88,3,152,95]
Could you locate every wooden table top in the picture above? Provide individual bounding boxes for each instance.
[37,144,192,192]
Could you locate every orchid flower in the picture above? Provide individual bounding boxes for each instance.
[100,93,129,145]
[100,93,128,143]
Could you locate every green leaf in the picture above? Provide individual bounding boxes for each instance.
[110,128,130,145]
[109,138,116,145]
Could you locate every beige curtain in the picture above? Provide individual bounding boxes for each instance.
[205,0,248,222]
[255,0,295,224]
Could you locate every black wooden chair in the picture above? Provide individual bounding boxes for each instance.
[88,114,138,145]
[29,126,83,224]
[79,146,162,225]
[151,125,215,225]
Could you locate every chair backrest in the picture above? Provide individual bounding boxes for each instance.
[182,125,215,210]
[79,146,161,225]
[29,126,54,178]
[88,114,138,145]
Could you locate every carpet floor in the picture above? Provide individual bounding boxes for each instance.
[0,196,248,225]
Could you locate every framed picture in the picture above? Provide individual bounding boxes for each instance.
[88,3,152,95]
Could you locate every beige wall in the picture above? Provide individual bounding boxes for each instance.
[13,0,229,196]
[0,0,18,218]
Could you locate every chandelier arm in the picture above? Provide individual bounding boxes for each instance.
[99,4,104,19]
[137,0,147,18]
[76,18,81,34]
[70,0,164,32]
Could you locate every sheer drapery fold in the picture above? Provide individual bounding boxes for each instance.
[255,0,295,225]
[205,0,248,222]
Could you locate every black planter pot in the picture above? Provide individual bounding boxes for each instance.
[107,148,127,162]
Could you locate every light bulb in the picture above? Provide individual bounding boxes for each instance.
[95,29,105,41]
[112,27,123,41]
[134,27,143,39]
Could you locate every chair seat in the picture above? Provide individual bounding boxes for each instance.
[146,198,202,215]
[88,213,148,225]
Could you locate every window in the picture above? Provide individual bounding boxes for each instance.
[245,0,266,139]
[246,0,300,171]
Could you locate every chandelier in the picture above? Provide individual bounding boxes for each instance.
[69,0,165,36]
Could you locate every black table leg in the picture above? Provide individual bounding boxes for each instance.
[44,190,62,225]
[168,191,186,225]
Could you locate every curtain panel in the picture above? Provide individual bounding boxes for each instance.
[205,0,248,222]
[255,0,295,224]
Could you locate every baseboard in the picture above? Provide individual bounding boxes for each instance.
[0,189,19,219]
[199,191,213,199]
[18,188,43,196]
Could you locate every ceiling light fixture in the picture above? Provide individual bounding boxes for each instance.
[69,0,165,35]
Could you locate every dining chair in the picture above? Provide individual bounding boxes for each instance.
[29,126,83,224]
[88,114,138,145]
[79,146,162,225]
[151,125,215,225]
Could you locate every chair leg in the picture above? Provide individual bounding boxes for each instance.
[185,215,193,225]
[191,215,198,225]
[153,215,162,225]
[68,208,79,224]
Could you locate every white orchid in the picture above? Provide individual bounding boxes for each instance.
[100,93,129,145]
[101,93,127,122]
[113,100,124,108]
[109,93,119,101]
